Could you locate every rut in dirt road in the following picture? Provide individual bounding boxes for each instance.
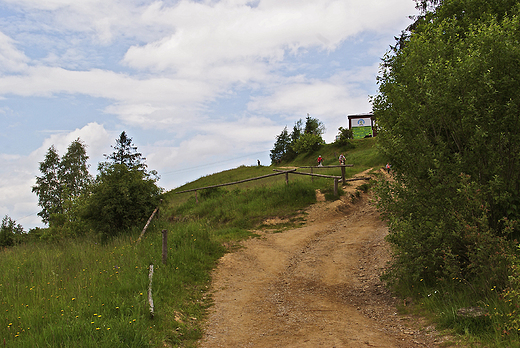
[198,180,447,348]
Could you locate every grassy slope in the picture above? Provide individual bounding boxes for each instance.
[0,138,385,348]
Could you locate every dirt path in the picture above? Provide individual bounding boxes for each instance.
[197,170,452,348]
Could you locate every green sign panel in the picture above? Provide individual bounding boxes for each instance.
[352,126,373,139]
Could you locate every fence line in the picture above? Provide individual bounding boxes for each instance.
[174,169,297,194]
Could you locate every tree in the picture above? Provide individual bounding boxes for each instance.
[373,0,520,288]
[60,138,92,199]
[83,133,162,237]
[335,127,353,146]
[32,139,92,226]
[291,133,324,154]
[83,164,162,237]
[270,127,291,164]
[104,131,146,171]
[270,116,327,163]
[0,215,24,247]
[32,146,62,224]
[304,114,325,136]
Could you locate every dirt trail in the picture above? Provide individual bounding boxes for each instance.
[198,170,451,348]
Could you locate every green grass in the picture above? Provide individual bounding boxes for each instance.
[1,138,385,347]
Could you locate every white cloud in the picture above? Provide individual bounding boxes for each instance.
[0,31,29,73]
[0,0,419,227]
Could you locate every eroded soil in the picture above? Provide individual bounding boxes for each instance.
[197,170,455,348]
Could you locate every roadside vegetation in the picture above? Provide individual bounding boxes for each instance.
[373,0,520,346]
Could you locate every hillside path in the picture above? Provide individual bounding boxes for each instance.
[197,170,452,348]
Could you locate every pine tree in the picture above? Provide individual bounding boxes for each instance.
[103,131,146,171]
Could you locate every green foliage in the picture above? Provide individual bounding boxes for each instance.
[60,139,92,200]
[291,133,324,154]
[270,126,294,164]
[32,139,92,226]
[335,126,353,147]
[373,0,520,293]
[270,115,326,164]
[103,131,146,172]
[304,114,325,135]
[82,164,162,238]
[0,215,24,247]
[32,145,62,224]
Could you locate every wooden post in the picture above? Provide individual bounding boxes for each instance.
[311,167,314,182]
[148,264,155,318]
[162,229,168,265]
[334,178,339,196]
[341,165,346,185]
[195,190,198,204]
[137,206,160,243]
[285,172,289,185]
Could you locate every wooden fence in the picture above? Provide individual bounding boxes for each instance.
[174,165,370,200]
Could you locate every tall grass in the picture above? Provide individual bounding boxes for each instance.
[1,180,321,347]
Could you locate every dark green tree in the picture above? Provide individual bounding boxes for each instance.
[83,164,162,237]
[270,127,291,164]
[83,133,162,237]
[290,119,303,143]
[304,114,325,136]
[0,215,24,247]
[335,127,353,146]
[104,131,146,171]
[373,0,520,289]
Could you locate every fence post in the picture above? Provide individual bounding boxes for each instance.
[334,178,339,196]
[148,264,155,318]
[195,190,198,204]
[162,229,168,265]
[285,172,289,185]
[341,165,346,185]
[311,167,314,182]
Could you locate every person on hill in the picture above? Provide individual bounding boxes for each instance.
[338,153,346,165]
[385,163,391,173]
[317,155,323,167]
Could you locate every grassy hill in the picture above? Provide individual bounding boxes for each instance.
[0,138,384,348]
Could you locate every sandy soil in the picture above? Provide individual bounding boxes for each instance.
[197,170,455,348]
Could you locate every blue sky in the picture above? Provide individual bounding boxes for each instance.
[0,0,418,229]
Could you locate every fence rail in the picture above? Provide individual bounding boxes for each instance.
[173,165,371,199]
[174,169,297,194]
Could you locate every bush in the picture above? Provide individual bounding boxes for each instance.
[291,133,324,154]
[82,164,162,237]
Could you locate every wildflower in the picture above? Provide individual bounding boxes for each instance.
[107,328,110,331]
[72,298,76,301]
[96,328,100,331]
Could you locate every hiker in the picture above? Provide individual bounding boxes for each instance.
[338,153,346,165]
[385,163,391,173]
[317,155,323,167]
[257,159,261,166]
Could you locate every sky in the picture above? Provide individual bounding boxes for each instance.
[0,0,418,229]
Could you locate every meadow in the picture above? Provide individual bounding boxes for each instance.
[1,140,360,347]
